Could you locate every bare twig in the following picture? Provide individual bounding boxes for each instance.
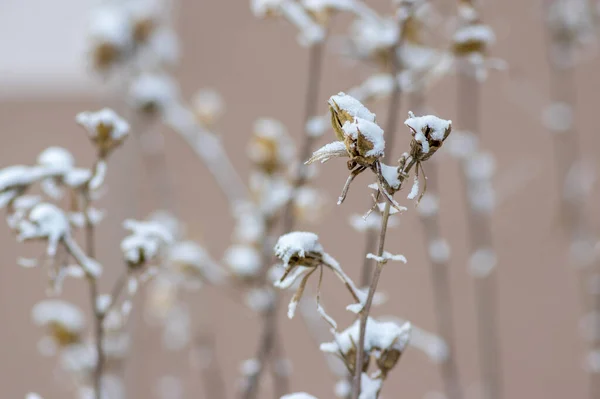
[242,35,328,399]
[195,332,227,399]
[457,60,502,399]
[411,90,464,399]
[352,159,416,399]
[543,3,600,397]
[82,191,104,399]
[361,12,404,287]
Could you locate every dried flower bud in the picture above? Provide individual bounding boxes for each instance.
[546,0,595,47]
[76,109,130,158]
[453,23,495,56]
[248,119,294,174]
[274,231,324,270]
[32,300,85,346]
[293,187,326,224]
[192,89,225,126]
[121,219,174,268]
[129,73,178,115]
[87,6,133,71]
[321,318,411,375]
[328,92,376,141]
[405,112,451,161]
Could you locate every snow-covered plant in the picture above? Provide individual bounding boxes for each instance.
[274,92,451,399]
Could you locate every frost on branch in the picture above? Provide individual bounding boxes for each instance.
[129,72,179,115]
[0,165,64,208]
[76,108,130,158]
[15,203,70,257]
[320,317,411,377]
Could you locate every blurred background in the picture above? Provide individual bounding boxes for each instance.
[1,0,600,398]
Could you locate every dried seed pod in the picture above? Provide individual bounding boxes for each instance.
[328,92,376,141]
[76,109,130,158]
[404,112,451,161]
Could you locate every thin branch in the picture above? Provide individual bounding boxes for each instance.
[352,202,391,399]
[82,191,104,399]
[361,13,404,288]
[457,59,502,399]
[352,159,416,399]
[165,101,248,208]
[195,332,227,399]
[243,35,328,399]
[411,90,464,399]
[543,3,599,397]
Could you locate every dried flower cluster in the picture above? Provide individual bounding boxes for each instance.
[6,0,600,399]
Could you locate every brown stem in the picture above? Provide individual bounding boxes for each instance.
[361,18,404,288]
[83,191,103,399]
[410,88,464,399]
[244,36,328,399]
[282,37,327,230]
[544,11,599,398]
[351,159,415,399]
[132,116,178,214]
[457,59,502,399]
[351,202,391,399]
[195,332,227,399]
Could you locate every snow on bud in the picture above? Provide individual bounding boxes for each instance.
[121,219,174,268]
[248,119,294,174]
[16,203,70,257]
[32,300,85,347]
[76,108,130,158]
[405,112,452,160]
[453,23,495,56]
[129,73,178,115]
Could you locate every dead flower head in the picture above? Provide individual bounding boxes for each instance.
[32,300,85,347]
[320,318,411,377]
[401,112,451,203]
[76,108,130,158]
[247,119,294,175]
[121,219,174,269]
[274,232,363,325]
[307,93,403,209]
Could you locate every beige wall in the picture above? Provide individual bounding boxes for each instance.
[1,0,600,398]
